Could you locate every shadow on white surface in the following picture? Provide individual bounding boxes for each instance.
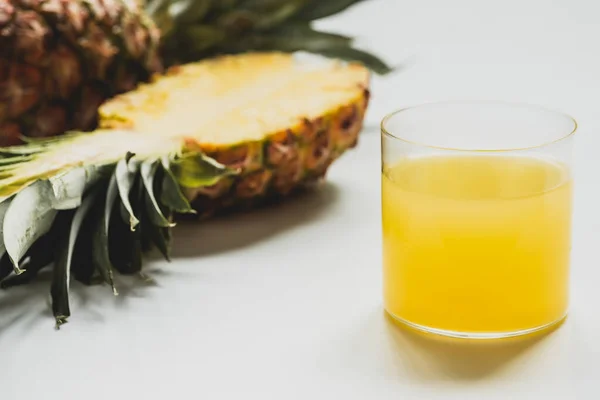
[0,271,53,335]
[170,182,341,258]
[0,270,163,334]
[0,183,342,334]
[383,311,563,382]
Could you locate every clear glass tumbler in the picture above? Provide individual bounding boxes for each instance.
[381,101,577,339]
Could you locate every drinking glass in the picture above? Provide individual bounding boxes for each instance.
[381,101,577,339]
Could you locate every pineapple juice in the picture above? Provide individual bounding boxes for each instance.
[382,154,573,335]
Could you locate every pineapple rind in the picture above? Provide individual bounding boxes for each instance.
[188,90,369,217]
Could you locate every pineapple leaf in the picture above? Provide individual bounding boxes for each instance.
[217,0,308,32]
[139,180,154,253]
[228,29,353,53]
[0,253,12,282]
[3,181,58,275]
[145,0,171,16]
[48,166,103,210]
[294,0,367,21]
[160,157,196,214]
[0,165,20,173]
[273,23,352,43]
[116,153,140,231]
[52,190,99,329]
[109,176,145,275]
[179,25,227,52]
[253,0,309,30]
[0,198,11,256]
[93,175,119,294]
[70,192,103,286]
[222,30,391,74]
[315,46,393,75]
[169,0,212,24]
[0,155,33,165]
[0,223,61,289]
[240,0,298,7]
[170,152,237,189]
[130,179,145,273]
[215,0,243,9]
[141,159,175,227]
[0,144,49,155]
[148,217,172,262]
[19,131,82,144]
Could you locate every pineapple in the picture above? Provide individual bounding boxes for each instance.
[0,0,389,145]
[0,52,370,327]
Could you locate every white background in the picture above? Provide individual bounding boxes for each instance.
[1,0,599,398]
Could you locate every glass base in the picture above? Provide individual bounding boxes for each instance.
[386,311,568,340]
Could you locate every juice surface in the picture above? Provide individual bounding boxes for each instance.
[382,155,573,334]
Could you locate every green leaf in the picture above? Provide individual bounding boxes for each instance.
[228,29,352,53]
[315,46,393,75]
[70,195,102,286]
[145,0,171,17]
[160,156,196,214]
[214,0,242,10]
[0,198,12,256]
[218,0,307,32]
[130,180,144,273]
[169,0,212,24]
[2,180,57,275]
[273,23,352,43]
[146,0,176,36]
[0,155,33,166]
[149,218,172,262]
[140,199,154,253]
[0,218,64,289]
[0,253,14,282]
[294,0,367,21]
[222,29,392,74]
[0,165,19,174]
[0,144,48,155]
[252,0,309,30]
[109,175,144,275]
[19,131,82,144]
[146,190,173,262]
[92,174,119,295]
[180,25,227,52]
[48,165,103,210]
[115,153,140,231]
[141,159,175,227]
[170,152,236,189]
[240,0,295,8]
[52,189,99,329]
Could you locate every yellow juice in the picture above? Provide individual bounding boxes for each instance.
[382,155,573,334]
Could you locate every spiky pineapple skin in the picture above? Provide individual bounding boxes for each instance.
[0,0,161,145]
[184,92,369,218]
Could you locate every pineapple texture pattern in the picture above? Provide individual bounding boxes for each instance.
[0,0,161,144]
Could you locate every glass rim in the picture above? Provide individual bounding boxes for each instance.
[380,100,578,152]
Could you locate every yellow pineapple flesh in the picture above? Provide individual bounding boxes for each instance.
[99,52,370,216]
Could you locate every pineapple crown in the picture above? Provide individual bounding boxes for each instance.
[147,0,393,74]
[0,132,236,328]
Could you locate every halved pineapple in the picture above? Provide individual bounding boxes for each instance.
[0,52,370,327]
[99,52,370,216]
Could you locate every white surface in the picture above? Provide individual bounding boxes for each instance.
[1,0,600,398]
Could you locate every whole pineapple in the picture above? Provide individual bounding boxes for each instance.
[0,0,389,145]
[0,51,369,327]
